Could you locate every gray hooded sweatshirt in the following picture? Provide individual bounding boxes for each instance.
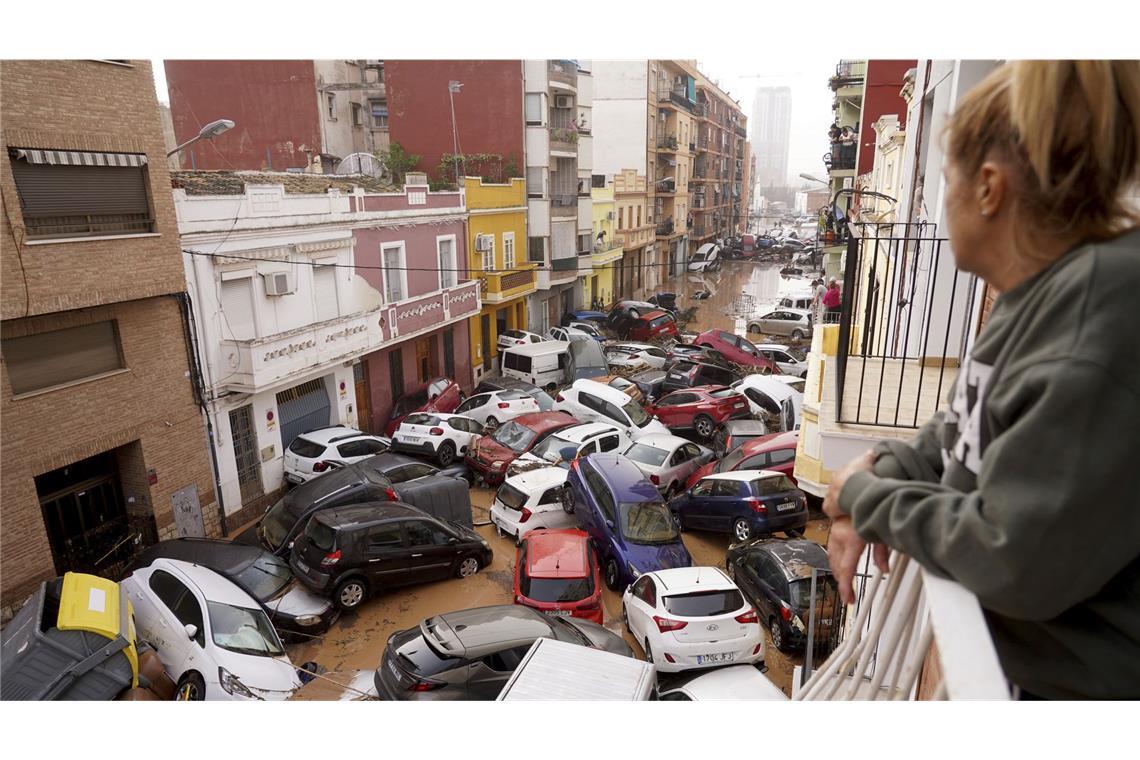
[839,229,1140,699]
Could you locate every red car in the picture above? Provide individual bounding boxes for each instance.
[645,385,752,440]
[464,411,577,485]
[384,377,465,436]
[627,310,679,342]
[685,430,800,488]
[692,329,779,372]
[514,529,603,624]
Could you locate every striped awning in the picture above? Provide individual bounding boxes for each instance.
[11,148,148,167]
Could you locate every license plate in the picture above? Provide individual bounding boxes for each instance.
[697,652,735,665]
[544,609,570,617]
[777,501,797,512]
[295,559,311,574]
[403,436,421,444]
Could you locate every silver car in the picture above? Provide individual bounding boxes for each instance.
[746,307,813,340]
[622,433,714,498]
[375,605,632,700]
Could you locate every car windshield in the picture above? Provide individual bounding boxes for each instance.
[649,315,673,329]
[403,413,439,427]
[232,554,293,601]
[624,443,669,467]
[207,601,285,657]
[260,497,295,551]
[521,573,595,603]
[624,398,651,427]
[753,475,798,496]
[393,390,428,417]
[495,482,530,511]
[619,500,679,544]
[662,589,745,617]
[492,421,538,453]
[709,388,738,400]
[528,435,579,464]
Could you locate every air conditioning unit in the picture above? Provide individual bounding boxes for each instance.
[262,271,296,296]
[475,234,493,252]
[554,95,573,109]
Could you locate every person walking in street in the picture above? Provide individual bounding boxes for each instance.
[823,60,1140,699]
[812,278,827,325]
[822,279,841,321]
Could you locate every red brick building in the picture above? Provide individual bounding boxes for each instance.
[0,60,218,616]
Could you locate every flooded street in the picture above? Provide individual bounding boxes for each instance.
[287,258,831,701]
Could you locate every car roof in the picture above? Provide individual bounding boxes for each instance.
[570,378,636,405]
[696,243,718,254]
[525,530,591,578]
[505,466,569,491]
[639,309,671,320]
[736,430,800,455]
[754,343,794,352]
[668,665,787,700]
[705,469,787,482]
[314,501,426,528]
[628,433,690,451]
[149,558,261,607]
[501,340,570,356]
[720,420,769,434]
[648,566,734,593]
[295,426,366,446]
[134,538,267,576]
[739,375,795,402]
[749,539,831,578]
[580,453,660,501]
[362,451,425,471]
[426,605,553,658]
[552,421,624,443]
[511,411,578,432]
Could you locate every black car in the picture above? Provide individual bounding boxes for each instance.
[725,539,838,653]
[661,360,741,394]
[664,343,732,370]
[710,419,770,459]
[354,451,470,485]
[606,300,659,335]
[375,604,632,700]
[474,376,555,411]
[628,369,668,403]
[289,502,492,610]
[125,538,338,639]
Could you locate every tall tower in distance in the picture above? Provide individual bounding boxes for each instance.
[751,86,792,190]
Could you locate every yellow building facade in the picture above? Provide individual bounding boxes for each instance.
[464,177,536,384]
[586,183,623,308]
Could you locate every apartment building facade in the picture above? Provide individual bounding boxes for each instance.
[691,74,749,259]
[0,60,217,614]
[587,178,624,307]
[165,59,390,173]
[612,169,654,299]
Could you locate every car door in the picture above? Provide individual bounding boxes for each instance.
[361,522,411,589]
[138,568,205,679]
[653,392,696,428]
[403,519,459,583]
[455,393,492,424]
[758,312,778,334]
[765,447,797,478]
[625,576,658,643]
[733,551,766,611]
[708,478,750,531]
[446,417,483,453]
[716,331,740,362]
[752,552,785,617]
[680,479,716,529]
[671,442,704,486]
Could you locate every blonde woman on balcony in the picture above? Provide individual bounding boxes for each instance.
[823,60,1140,700]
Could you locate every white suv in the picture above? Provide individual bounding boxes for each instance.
[390,412,485,466]
[621,566,764,674]
[552,379,669,441]
[283,427,390,484]
[454,389,540,427]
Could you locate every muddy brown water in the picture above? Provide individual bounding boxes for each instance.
[290,259,830,700]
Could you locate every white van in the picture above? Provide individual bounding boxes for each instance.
[497,637,655,701]
[500,340,571,389]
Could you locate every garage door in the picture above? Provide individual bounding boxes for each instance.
[276,378,331,450]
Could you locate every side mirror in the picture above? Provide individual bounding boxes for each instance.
[605,519,614,529]
[184,624,198,640]
[448,537,459,545]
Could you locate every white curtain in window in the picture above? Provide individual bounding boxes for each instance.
[503,234,515,270]
[439,238,457,288]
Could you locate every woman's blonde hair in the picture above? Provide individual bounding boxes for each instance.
[946,60,1140,248]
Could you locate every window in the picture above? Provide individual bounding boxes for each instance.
[525,93,543,125]
[481,235,495,272]
[577,233,590,254]
[526,167,544,198]
[337,439,387,458]
[713,479,746,497]
[503,233,516,270]
[351,103,363,127]
[484,645,532,672]
[618,208,624,230]
[592,174,605,188]
[5,321,125,396]
[382,243,406,302]
[753,474,797,495]
[438,237,457,288]
[326,93,337,120]
[633,576,657,606]
[636,207,642,227]
[148,570,204,647]
[597,434,621,453]
[369,100,388,128]
[527,236,545,263]
[691,479,714,497]
[9,151,154,239]
[406,520,450,547]
[768,449,796,466]
[366,524,403,551]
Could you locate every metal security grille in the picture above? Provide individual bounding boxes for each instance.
[275,378,331,451]
[228,405,264,504]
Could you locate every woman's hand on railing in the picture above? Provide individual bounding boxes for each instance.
[825,450,890,603]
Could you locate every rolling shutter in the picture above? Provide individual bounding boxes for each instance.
[275,378,332,451]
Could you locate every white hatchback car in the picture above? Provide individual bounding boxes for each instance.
[547,325,595,343]
[621,566,764,674]
[622,434,713,498]
[497,329,547,351]
[454,388,540,427]
[552,379,670,441]
[755,344,809,378]
[390,412,486,466]
[604,342,669,370]
[122,558,302,701]
[488,466,577,543]
[656,664,787,700]
[508,421,632,475]
[283,427,391,484]
[733,375,802,432]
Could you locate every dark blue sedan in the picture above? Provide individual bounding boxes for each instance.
[667,471,808,543]
[566,453,693,590]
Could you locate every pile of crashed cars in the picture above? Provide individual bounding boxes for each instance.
[1,295,836,702]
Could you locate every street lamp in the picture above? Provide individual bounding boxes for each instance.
[167,118,235,158]
[798,172,830,186]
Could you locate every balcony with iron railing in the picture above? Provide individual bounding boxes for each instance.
[478,263,539,304]
[827,141,858,173]
[656,87,693,112]
[548,59,578,88]
[655,133,679,152]
[655,219,675,236]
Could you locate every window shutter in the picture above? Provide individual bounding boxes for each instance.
[5,321,124,395]
[10,160,152,238]
[313,266,339,322]
[220,279,256,340]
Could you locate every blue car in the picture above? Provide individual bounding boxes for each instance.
[667,470,808,543]
[567,453,693,590]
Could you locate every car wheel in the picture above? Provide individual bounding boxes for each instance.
[485,416,499,429]
[643,639,654,664]
[436,441,456,467]
[747,323,761,334]
[694,414,715,440]
[335,577,369,611]
[176,671,206,701]
[733,518,753,543]
[770,617,789,653]
[791,329,805,340]
[457,555,481,578]
[785,527,805,538]
[604,558,621,591]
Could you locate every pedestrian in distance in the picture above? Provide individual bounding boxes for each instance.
[823,60,1140,700]
[822,279,841,321]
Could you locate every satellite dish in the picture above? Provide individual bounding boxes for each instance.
[334,152,388,180]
